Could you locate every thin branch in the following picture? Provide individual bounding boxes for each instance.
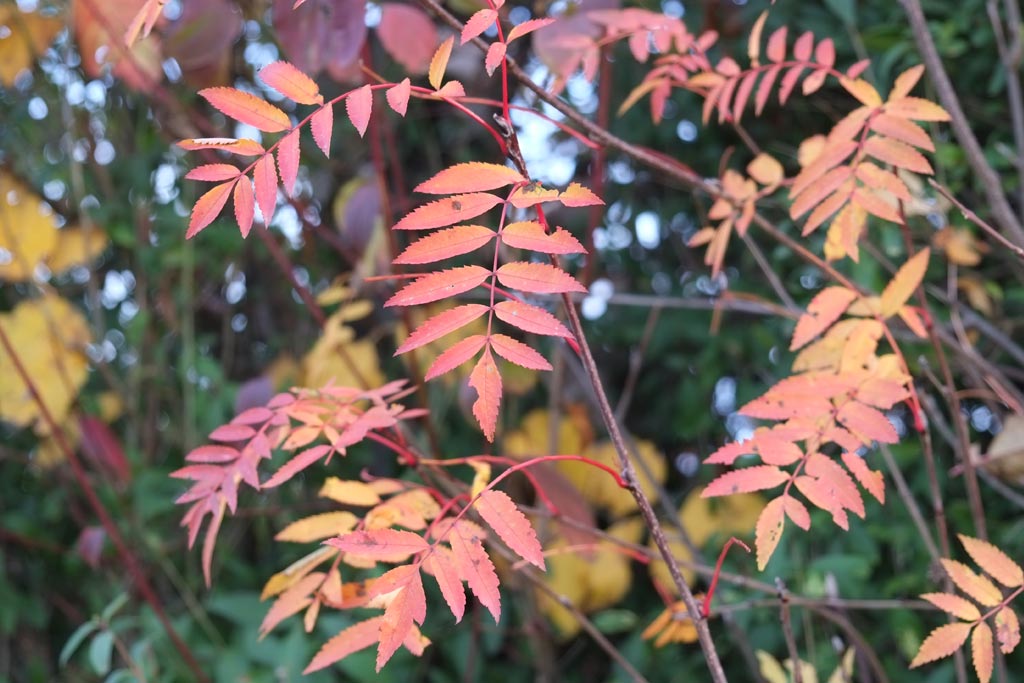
[928,179,1024,260]
[775,578,803,683]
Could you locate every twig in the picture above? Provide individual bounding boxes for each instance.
[775,578,803,683]
[928,179,1024,260]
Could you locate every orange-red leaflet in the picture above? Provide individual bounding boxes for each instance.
[396,304,489,355]
[327,528,429,562]
[448,521,502,621]
[386,78,412,117]
[425,335,488,380]
[304,616,385,673]
[254,155,277,223]
[311,104,333,157]
[495,262,586,295]
[501,221,586,254]
[422,547,466,622]
[415,163,526,194]
[920,593,982,621]
[376,572,426,671]
[347,84,373,138]
[489,334,553,371]
[259,61,322,105]
[461,8,498,44]
[493,300,573,338]
[702,465,790,497]
[199,87,292,133]
[941,559,1003,606]
[277,129,300,196]
[187,180,236,238]
[384,266,490,307]
[185,164,242,182]
[973,622,995,683]
[957,534,1024,587]
[474,489,545,569]
[393,225,496,265]
[469,349,502,441]
[178,138,265,156]
[910,622,973,668]
[393,193,504,230]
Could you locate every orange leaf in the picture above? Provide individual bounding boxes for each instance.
[501,221,586,254]
[393,225,496,265]
[782,496,811,530]
[327,529,429,562]
[423,546,466,622]
[891,64,925,99]
[187,180,236,239]
[199,87,292,133]
[941,559,1004,607]
[864,136,933,174]
[304,616,384,673]
[994,607,1021,654]
[870,113,934,151]
[506,18,555,43]
[178,138,266,156]
[394,193,504,230]
[559,182,605,207]
[311,104,333,157]
[448,521,502,621]
[755,497,785,570]
[424,334,487,380]
[396,304,489,355]
[493,300,573,338]
[790,286,858,350]
[384,266,490,307]
[429,36,454,90]
[972,622,995,683]
[233,176,255,238]
[474,489,545,568]
[387,78,412,117]
[805,452,865,519]
[920,592,982,621]
[468,349,502,441]
[346,84,373,137]
[259,61,322,105]
[841,452,885,504]
[254,155,278,224]
[185,164,241,182]
[277,129,300,196]
[957,534,1024,588]
[885,96,951,122]
[702,465,789,497]
[880,248,929,317]
[910,622,973,668]
[489,334,553,371]
[495,262,586,294]
[836,401,898,445]
[377,574,426,671]
[509,184,560,208]
[259,572,321,637]
[415,163,526,194]
[794,475,849,530]
[839,77,882,107]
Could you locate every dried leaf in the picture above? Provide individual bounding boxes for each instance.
[994,607,1021,654]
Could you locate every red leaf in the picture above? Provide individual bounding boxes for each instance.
[311,103,334,157]
[186,164,241,182]
[254,155,278,224]
[187,180,236,239]
[384,266,490,307]
[702,465,790,497]
[495,262,586,294]
[493,300,573,338]
[178,138,266,156]
[393,224,496,264]
[910,622,973,668]
[327,529,429,561]
[461,9,497,44]
[386,78,411,117]
[233,177,255,237]
[199,87,292,132]
[755,497,785,570]
[346,84,372,137]
[836,402,898,444]
[415,163,525,195]
[790,284,856,350]
[448,522,501,621]
[475,490,544,568]
[378,5,438,74]
[423,546,466,622]
[501,221,586,254]
[259,61,322,104]
[469,349,502,441]
[304,617,384,673]
[424,335,487,380]
[396,304,489,354]
[394,193,504,230]
[489,334,553,371]
[277,129,300,196]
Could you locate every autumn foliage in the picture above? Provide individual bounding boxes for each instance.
[4,0,1024,681]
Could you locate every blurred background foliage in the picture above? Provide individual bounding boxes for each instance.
[1,0,1023,681]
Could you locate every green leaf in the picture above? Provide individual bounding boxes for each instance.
[105,669,139,683]
[60,620,98,666]
[89,630,115,675]
[101,593,129,622]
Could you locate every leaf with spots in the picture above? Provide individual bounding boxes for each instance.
[755,497,786,570]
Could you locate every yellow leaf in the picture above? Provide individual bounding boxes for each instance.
[0,296,90,429]
[840,77,883,107]
[301,312,383,390]
[319,478,382,507]
[46,226,109,274]
[260,546,336,600]
[469,461,491,498]
[0,8,61,86]
[504,405,594,458]
[880,248,929,317]
[933,227,986,266]
[558,439,666,517]
[747,153,784,187]
[429,36,454,90]
[275,511,359,543]
[798,135,826,168]
[0,172,59,281]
